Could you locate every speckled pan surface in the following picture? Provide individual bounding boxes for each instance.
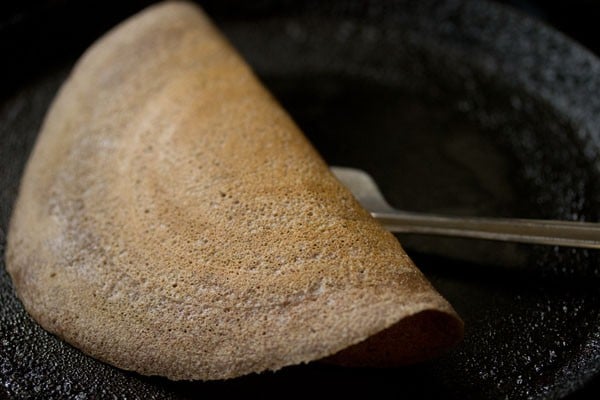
[1,0,599,398]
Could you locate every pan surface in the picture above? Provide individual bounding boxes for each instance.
[1,0,600,398]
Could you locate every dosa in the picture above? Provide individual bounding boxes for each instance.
[6,1,463,380]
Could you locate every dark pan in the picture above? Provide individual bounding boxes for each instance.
[1,0,600,398]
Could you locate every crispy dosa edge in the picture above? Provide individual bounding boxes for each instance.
[6,1,463,380]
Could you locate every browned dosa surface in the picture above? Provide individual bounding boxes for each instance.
[6,1,462,380]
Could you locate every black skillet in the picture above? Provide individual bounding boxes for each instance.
[1,0,600,398]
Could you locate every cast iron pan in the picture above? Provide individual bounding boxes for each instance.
[1,0,600,398]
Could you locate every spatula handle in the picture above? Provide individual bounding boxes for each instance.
[373,211,600,249]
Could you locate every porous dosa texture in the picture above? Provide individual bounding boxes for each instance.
[6,1,463,381]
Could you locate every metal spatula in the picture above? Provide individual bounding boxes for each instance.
[331,166,600,249]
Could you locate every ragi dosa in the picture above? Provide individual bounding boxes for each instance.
[6,1,463,380]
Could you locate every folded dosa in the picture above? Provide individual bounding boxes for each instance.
[6,1,463,380]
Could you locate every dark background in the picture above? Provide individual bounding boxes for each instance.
[1,0,600,97]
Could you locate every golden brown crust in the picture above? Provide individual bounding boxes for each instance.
[6,1,463,380]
